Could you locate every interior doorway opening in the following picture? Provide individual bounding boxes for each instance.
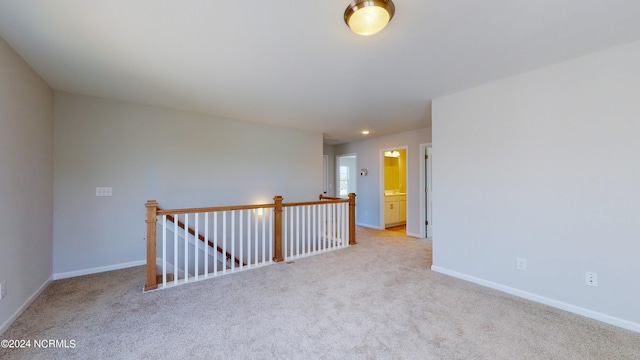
[380,147,408,233]
[336,154,357,198]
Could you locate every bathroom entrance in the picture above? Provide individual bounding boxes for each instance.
[381,147,407,231]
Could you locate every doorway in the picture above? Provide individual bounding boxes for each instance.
[380,147,408,232]
[336,154,357,198]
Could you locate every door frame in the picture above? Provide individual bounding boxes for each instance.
[379,146,409,232]
[335,153,357,199]
[419,143,432,238]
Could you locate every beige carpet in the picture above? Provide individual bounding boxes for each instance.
[2,227,639,359]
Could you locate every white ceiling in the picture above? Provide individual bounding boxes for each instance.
[1,1,640,144]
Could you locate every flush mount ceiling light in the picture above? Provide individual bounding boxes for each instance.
[344,0,395,36]
[384,150,400,157]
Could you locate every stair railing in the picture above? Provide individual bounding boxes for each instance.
[145,193,356,291]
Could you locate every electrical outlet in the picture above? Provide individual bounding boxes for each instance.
[0,281,6,300]
[516,258,527,271]
[96,187,113,197]
[585,271,598,287]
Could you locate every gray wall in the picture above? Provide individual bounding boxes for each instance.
[0,37,53,333]
[53,93,323,276]
[432,39,640,331]
[335,128,431,237]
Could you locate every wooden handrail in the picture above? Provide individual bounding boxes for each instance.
[319,194,344,201]
[163,213,245,267]
[157,203,275,216]
[284,199,347,207]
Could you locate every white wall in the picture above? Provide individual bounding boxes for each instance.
[0,37,53,333]
[432,39,640,331]
[53,93,323,276]
[335,128,431,236]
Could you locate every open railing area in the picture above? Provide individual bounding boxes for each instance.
[145,193,356,291]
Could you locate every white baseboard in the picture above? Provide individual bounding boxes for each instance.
[53,260,146,280]
[431,265,640,334]
[0,276,52,335]
[356,222,383,230]
[406,231,424,238]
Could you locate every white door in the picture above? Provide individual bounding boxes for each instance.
[322,155,329,196]
[426,146,433,238]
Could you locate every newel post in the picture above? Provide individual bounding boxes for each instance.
[145,200,158,291]
[348,193,357,245]
[273,196,284,262]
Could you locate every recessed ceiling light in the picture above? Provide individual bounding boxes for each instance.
[361,130,370,135]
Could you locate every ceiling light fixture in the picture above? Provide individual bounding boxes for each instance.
[361,130,370,135]
[344,0,395,36]
[384,150,400,158]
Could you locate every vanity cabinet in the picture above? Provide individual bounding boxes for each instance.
[384,194,406,227]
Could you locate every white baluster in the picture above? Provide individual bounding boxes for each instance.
[213,213,218,276]
[322,204,329,251]
[239,210,243,271]
[205,212,209,277]
[338,203,342,246]
[268,207,273,263]
[290,207,295,258]
[261,207,266,263]
[307,206,313,254]
[247,209,252,268]
[343,203,348,246]
[195,213,199,280]
[184,214,189,282]
[326,203,330,250]
[335,203,340,247]
[328,204,332,249]
[327,204,332,249]
[222,211,227,274]
[336,204,340,248]
[296,206,300,256]
[253,209,264,265]
[174,214,178,284]
[340,203,344,246]
[231,211,235,271]
[332,203,336,248]
[312,205,317,253]
[162,215,167,287]
[283,207,287,259]
[301,206,306,255]
[318,205,322,251]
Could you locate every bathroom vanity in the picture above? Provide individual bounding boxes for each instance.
[384,192,406,228]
